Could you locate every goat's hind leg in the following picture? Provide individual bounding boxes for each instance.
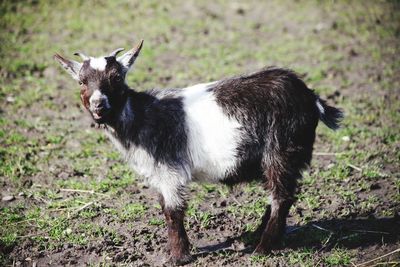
[254,194,293,253]
[254,205,271,236]
[254,167,298,253]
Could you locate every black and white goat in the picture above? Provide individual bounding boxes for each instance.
[54,40,342,265]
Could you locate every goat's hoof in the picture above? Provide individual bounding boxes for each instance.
[168,254,194,266]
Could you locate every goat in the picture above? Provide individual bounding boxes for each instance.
[54,40,343,265]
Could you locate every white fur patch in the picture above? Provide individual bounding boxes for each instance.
[89,90,102,105]
[316,99,325,115]
[182,82,243,182]
[89,90,110,113]
[89,57,107,71]
[128,146,189,208]
[105,128,189,208]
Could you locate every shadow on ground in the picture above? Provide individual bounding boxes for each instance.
[195,216,400,258]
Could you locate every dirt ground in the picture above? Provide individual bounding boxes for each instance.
[1,1,399,266]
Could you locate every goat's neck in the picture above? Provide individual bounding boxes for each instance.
[105,87,155,145]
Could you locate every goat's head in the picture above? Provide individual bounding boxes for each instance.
[54,40,144,123]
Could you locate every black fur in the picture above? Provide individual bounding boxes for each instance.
[212,67,321,188]
[207,67,343,254]
[317,97,343,130]
[109,89,189,169]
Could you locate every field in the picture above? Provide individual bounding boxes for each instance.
[1,0,399,266]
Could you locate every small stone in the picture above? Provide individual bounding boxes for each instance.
[6,96,15,103]
[342,136,350,142]
[2,195,15,202]
[326,163,335,169]
[64,228,72,235]
[314,22,325,32]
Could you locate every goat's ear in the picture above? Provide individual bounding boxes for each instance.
[117,39,144,73]
[54,53,82,81]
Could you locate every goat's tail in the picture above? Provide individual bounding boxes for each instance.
[315,97,343,130]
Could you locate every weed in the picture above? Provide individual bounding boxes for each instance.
[323,248,352,266]
[0,0,399,265]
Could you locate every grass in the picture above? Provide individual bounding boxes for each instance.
[1,0,399,266]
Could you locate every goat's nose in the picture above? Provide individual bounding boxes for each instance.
[92,99,103,109]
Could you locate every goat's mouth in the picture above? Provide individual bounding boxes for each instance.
[91,108,110,122]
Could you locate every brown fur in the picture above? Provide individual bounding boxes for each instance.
[159,195,192,265]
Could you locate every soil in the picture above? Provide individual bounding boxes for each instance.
[1,1,399,266]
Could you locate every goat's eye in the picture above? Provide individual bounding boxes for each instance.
[79,81,83,86]
[113,76,122,83]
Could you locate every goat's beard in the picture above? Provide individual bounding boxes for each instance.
[90,108,111,124]
[93,123,107,129]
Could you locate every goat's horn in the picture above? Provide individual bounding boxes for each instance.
[132,39,144,57]
[109,48,125,57]
[74,52,89,61]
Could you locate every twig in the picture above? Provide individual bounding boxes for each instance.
[311,224,332,233]
[64,202,93,220]
[355,248,400,266]
[347,163,362,172]
[59,188,109,198]
[17,232,48,239]
[41,144,64,150]
[67,201,96,219]
[48,207,77,212]
[373,262,400,266]
[33,196,50,205]
[314,258,323,267]
[318,232,334,252]
[5,218,37,227]
[75,201,94,213]
[352,230,390,235]
[336,233,359,242]
[232,197,242,206]
[313,152,346,156]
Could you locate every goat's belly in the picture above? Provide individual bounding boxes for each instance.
[191,159,236,182]
[190,154,263,184]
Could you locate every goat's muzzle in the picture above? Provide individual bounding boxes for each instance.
[90,104,110,122]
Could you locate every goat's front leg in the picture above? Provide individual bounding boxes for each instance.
[159,195,193,265]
